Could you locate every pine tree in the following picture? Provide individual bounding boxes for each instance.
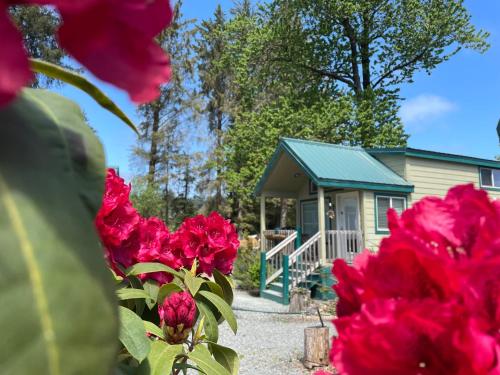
[134,0,196,225]
[195,5,230,211]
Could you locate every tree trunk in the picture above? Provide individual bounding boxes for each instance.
[361,12,371,90]
[303,326,330,369]
[148,103,161,185]
[289,289,311,313]
[341,18,362,98]
[164,160,170,225]
[215,111,223,210]
[280,198,288,228]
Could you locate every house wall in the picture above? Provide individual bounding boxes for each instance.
[406,156,500,201]
[361,191,387,250]
[362,156,500,251]
[372,154,407,178]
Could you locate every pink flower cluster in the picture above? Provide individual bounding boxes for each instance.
[327,184,500,375]
[1,0,173,106]
[95,169,239,284]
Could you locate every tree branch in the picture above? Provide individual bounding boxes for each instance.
[372,50,427,88]
[270,57,355,87]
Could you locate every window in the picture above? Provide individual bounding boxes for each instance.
[480,168,500,189]
[309,179,318,194]
[376,195,407,232]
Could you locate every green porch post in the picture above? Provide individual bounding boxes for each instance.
[295,226,302,249]
[259,252,267,295]
[282,255,290,304]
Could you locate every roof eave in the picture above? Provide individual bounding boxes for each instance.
[317,178,414,193]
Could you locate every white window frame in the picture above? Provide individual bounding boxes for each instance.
[480,167,500,189]
[375,194,407,232]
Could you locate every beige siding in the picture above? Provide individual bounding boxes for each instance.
[372,154,407,178]
[406,157,500,202]
[361,191,388,250]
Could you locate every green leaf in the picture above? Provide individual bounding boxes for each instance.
[138,341,183,375]
[209,343,240,375]
[184,271,204,296]
[142,280,160,309]
[202,281,224,299]
[0,89,117,375]
[157,282,184,304]
[196,301,219,343]
[116,288,153,301]
[30,59,137,134]
[213,270,234,306]
[118,306,151,363]
[126,262,183,279]
[189,345,231,375]
[143,321,164,339]
[198,291,238,334]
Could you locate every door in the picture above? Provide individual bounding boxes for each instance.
[336,192,360,231]
[336,192,361,256]
[300,199,332,240]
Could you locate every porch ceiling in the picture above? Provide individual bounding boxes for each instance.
[257,151,307,198]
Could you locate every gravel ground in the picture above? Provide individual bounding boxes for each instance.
[217,291,336,375]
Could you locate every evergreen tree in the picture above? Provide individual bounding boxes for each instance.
[195,5,229,211]
[9,5,66,88]
[134,0,196,225]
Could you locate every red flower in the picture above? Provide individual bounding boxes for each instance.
[0,0,173,106]
[333,299,499,375]
[158,291,196,344]
[330,185,500,374]
[177,212,239,276]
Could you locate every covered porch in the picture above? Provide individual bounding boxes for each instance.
[254,138,413,303]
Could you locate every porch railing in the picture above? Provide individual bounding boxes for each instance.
[262,229,296,252]
[326,230,363,263]
[260,230,297,291]
[287,232,321,293]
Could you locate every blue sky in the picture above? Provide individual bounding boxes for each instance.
[55,0,500,181]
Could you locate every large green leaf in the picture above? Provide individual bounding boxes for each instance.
[213,270,234,306]
[0,89,117,375]
[30,59,137,134]
[198,291,238,334]
[126,262,183,279]
[189,345,231,375]
[209,343,240,375]
[196,301,219,343]
[143,321,164,339]
[118,307,151,363]
[116,288,153,301]
[184,271,204,296]
[138,341,183,375]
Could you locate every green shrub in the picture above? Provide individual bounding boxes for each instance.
[233,242,261,290]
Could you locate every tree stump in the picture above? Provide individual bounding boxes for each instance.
[289,288,311,313]
[303,326,330,369]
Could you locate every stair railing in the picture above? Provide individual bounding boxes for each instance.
[259,231,297,294]
[286,231,321,294]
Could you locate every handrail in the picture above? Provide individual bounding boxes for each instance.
[266,231,297,260]
[286,231,321,291]
[289,232,320,262]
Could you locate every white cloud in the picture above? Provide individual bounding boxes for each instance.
[400,95,457,125]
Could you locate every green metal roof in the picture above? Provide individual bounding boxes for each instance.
[255,138,414,195]
[367,147,500,169]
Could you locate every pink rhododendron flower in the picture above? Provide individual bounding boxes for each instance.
[95,168,239,282]
[330,184,500,375]
[0,0,173,106]
[177,212,239,276]
[158,291,196,344]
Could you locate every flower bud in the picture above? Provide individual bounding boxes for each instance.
[158,291,196,344]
